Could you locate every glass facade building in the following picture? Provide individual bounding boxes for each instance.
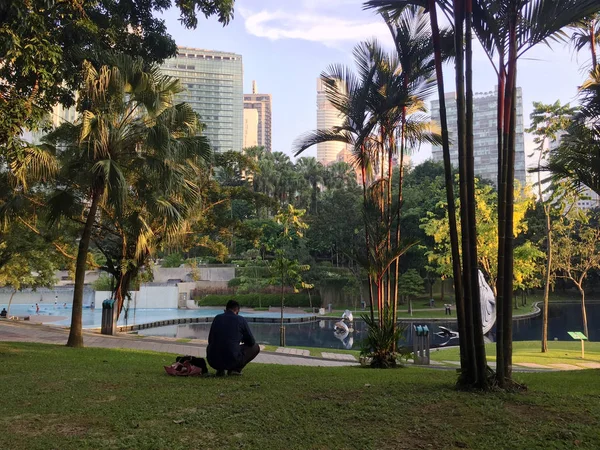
[161,47,243,153]
[316,78,349,165]
[431,87,527,186]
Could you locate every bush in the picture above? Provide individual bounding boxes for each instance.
[196,293,320,308]
[227,278,242,288]
[161,253,184,268]
[93,274,114,291]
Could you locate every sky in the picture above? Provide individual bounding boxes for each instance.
[158,0,593,171]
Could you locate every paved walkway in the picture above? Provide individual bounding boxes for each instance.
[0,321,353,367]
[1,321,597,371]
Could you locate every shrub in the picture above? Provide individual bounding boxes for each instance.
[161,253,184,268]
[360,309,408,368]
[195,293,320,308]
[227,278,242,288]
[93,274,114,291]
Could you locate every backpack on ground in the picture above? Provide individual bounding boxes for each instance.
[164,355,208,376]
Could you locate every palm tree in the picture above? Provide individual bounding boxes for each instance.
[546,68,600,195]
[296,157,324,214]
[323,161,357,190]
[570,14,600,68]
[366,0,600,389]
[294,41,380,320]
[44,55,209,347]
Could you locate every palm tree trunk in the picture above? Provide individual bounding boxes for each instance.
[590,22,597,68]
[361,161,375,323]
[499,30,518,385]
[67,191,100,348]
[465,0,487,388]
[453,0,478,386]
[496,54,507,382]
[428,0,467,375]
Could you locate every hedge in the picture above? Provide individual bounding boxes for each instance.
[196,293,320,308]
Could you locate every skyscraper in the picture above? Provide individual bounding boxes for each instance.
[161,47,243,153]
[243,81,272,152]
[243,108,259,148]
[430,87,527,186]
[316,78,348,165]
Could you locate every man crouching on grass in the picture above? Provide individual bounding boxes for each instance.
[207,300,260,376]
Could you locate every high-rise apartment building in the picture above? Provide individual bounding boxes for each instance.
[243,108,259,148]
[430,87,526,186]
[316,78,348,165]
[161,47,243,153]
[243,81,272,152]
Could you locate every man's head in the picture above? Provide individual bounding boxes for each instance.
[226,300,240,314]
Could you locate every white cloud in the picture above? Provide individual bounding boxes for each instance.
[240,8,392,48]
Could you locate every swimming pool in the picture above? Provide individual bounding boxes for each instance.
[1,304,313,328]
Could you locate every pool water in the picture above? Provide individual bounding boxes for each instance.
[0,304,313,328]
[136,302,599,351]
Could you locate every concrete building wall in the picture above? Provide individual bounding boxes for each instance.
[243,83,272,152]
[243,108,259,148]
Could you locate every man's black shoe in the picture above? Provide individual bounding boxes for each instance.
[216,370,226,377]
[228,370,242,376]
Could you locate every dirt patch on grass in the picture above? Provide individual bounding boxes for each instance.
[7,413,93,438]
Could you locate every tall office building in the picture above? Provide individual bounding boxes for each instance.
[430,87,526,186]
[243,81,272,152]
[161,47,243,153]
[316,78,348,165]
[243,108,259,148]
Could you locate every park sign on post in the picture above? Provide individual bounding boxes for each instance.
[568,331,588,359]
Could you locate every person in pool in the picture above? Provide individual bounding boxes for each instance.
[206,300,260,376]
[0,308,7,318]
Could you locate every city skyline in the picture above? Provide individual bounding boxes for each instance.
[157,0,589,169]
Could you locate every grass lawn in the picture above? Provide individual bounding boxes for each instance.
[430,340,600,365]
[2,343,600,449]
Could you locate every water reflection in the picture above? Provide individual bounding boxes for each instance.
[138,303,598,350]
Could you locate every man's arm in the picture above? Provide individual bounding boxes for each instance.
[240,318,256,346]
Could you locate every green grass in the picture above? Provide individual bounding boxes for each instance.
[2,342,600,449]
[176,338,192,343]
[430,340,600,365]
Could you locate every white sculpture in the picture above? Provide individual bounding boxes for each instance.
[479,270,496,334]
[435,270,496,343]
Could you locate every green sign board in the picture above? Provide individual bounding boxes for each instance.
[568,331,588,340]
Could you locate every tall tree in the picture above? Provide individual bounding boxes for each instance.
[44,55,209,347]
[553,209,600,337]
[570,14,600,68]
[525,100,576,352]
[0,0,235,154]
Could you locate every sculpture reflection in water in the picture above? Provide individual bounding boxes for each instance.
[435,270,496,346]
[333,310,354,349]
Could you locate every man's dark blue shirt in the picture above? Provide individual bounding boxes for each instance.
[207,310,256,370]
